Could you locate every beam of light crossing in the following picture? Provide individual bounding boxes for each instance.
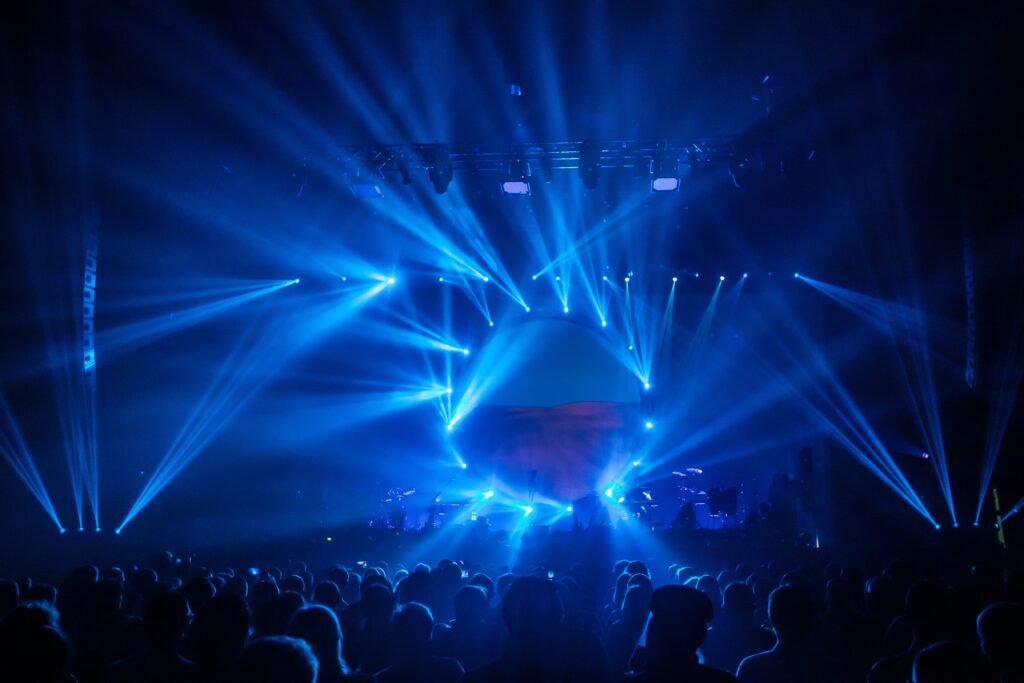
[1,392,65,531]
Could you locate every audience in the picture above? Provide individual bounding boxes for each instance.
[1,542,1020,683]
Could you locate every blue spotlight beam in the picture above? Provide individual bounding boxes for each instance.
[97,279,298,357]
[0,392,64,531]
[799,274,957,525]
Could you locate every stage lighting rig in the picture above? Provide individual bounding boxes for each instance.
[579,140,601,190]
[650,144,679,192]
[427,146,453,194]
[501,153,531,195]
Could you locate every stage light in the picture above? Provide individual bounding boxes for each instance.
[743,272,748,278]
[524,306,531,313]
[579,140,600,190]
[643,382,650,390]
[483,490,495,499]
[114,528,121,535]
[604,487,614,498]
[348,175,384,198]
[341,276,347,282]
[59,528,66,534]
[624,277,630,283]
[482,276,489,282]
[672,277,678,283]
[524,505,534,516]
[563,305,569,314]
[446,422,455,431]
[644,421,654,429]
[632,459,641,467]
[532,275,538,280]
[628,345,633,351]
[922,452,930,459]
[428,146,453,194]
[460,462,467,469]
[78,527,84,532]
[462,348,470,355]
[446,387,453,394]
[566,505,573,512]
[439,277,445,282]
[651,148,679,192]
[387,277,396,285]
[327,535,334,542]
[95,527,101,533]
[601,319,607,327]
[488,321,494,327]
[290,278,300,285]
[501,155,531,195]
[794,272,800,278]
[617,496,626,503]
[695,273,700,278]
[555,276,561,281]
[720,275,726,281]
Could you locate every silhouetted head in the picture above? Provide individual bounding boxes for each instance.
[912,640,995,683]
[5,625,73,682]
[977,602,1024,680]
[468,573,495,602]
[326,567,350,593]
[393,602,434,658]
[190,592,251,667]
[826,577,857,617]
[143,592,191,648]
[280,575,306,596]
[234,636,317,683]
[250,579,280,612]
[254,591,305,637]
[288,604,348,675]
[396,570,432,606]
[184,576,217,612]
[361,583,396,624]
[312,581,341,610]
[768,584,815,645]
[645,585,714,661]
[447,585,484,624]
[696,575,722,609]
[626,561,649,577]
[622,584,653,623]
[24,583,57,605]
[502,577,562,645]
[722,582,756,620]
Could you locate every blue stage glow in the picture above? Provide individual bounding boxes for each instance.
[563,305,569,313]
[523,505,534,515]
[794,272,800,278]
[601,319,607,327]
[604,486,614,498]
[743,273,749,278]
[483,489,495,499]
[720,275,726,281]
[566,505,573,512]
[644,420,654,429]
[643,382,650,390]
[632,459,641,467]
[387,277,396,285]
[672,276,678,282]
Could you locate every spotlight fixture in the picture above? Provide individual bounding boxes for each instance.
[672,276,678,282]
[483,490,495,499]
[428,146,453,194]
[601,319,607,327]
[644,420,654,430]
[743,272,748,278]
[643,382,650,390]
[501,153,531,195]
[579,140,600,190]
[719,275,725,281]
[793,272,800,278]
[563,305,569,314]
[651,145,679,192]
[387,277,396,285]
[566,505,573,512]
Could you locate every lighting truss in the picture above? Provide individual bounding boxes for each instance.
[335,139,735,179]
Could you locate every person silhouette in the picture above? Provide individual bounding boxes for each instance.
[464,576,610,683]
[737,583,830,683]
[626,585,737,683]
[372,602,462,683]
[234,636,318,683]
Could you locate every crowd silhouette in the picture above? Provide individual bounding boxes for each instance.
[1,547,1020,682]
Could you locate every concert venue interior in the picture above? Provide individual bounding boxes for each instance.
[1,2,1022,682]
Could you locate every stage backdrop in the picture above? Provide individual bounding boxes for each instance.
[456,319,641,502]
